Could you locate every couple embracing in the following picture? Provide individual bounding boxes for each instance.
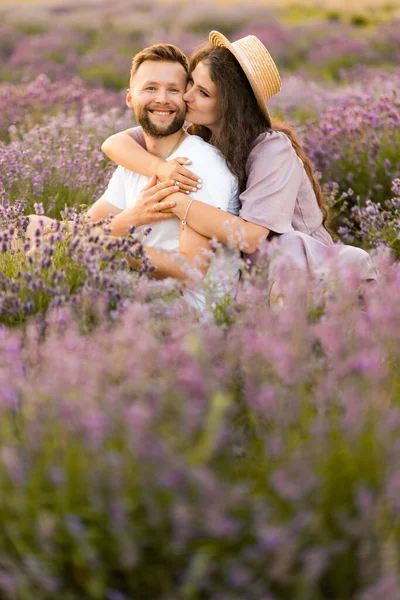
[30,31,377,306]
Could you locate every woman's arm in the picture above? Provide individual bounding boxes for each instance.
[167,193,269,254]
[102,129,163,177]
[101,129,201,193]
[129,222,213,281]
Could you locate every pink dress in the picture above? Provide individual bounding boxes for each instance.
[239,130,377,285]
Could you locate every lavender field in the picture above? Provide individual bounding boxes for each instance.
[0,0,400,598]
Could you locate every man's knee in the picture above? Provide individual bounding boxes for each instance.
[25,214,54,241]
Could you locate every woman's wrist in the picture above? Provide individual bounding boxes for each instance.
[172,194,191,220]
[154,157,170,181]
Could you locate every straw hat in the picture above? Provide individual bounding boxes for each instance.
[209,30,281,122]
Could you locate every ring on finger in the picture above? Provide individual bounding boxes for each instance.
[175,180,179,187]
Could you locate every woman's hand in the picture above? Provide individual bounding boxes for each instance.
[157,158,202,194]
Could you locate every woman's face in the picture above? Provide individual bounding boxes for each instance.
[183,61,220,132]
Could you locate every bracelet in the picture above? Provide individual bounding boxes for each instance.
[181,198,194,230]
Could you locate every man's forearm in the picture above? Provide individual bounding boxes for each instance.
[106,210,137,237]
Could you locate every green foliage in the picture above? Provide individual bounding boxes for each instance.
[0,67,18,85]
[327,132,400,205]
[212,293,235,327]
[43,50,66,64]
[0,241,86,327]
[187,19,239,37]
[77,65,127,91]
[350,14,371,27]
[12,20,48,36]
[287,105,320,125]
[326,11,342,22]
[280,4,328,25]
[314,54,368,81]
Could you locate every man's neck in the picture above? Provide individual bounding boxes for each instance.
[143,129,185,160]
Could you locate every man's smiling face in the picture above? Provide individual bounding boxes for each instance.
[127,60,188,138]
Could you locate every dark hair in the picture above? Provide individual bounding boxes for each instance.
[188,43,331,231]
[130,44,190,85]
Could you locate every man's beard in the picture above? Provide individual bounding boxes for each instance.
[135,105,186,138]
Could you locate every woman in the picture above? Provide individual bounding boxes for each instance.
[102,31,377,302]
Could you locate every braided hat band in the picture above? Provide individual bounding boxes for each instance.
[209,30,281,122]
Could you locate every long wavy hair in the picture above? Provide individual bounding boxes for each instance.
[188,43,331,231]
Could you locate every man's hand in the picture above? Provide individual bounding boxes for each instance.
[128,175,180,226]
[108,175,179,237]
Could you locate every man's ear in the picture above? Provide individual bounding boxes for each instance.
[126,88,133,109]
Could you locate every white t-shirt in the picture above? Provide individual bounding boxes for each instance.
[102,134,241,308]
[102,134,239,245]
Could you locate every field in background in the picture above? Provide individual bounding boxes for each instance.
[1,0,399,88]
[1,0,400,24]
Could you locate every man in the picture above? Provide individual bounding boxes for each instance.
[88,43,239,284]
[27,44,239,304]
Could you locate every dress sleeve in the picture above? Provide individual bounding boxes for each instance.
[239,131,303,234]
[128,126,146,149]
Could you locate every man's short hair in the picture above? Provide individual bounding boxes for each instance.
[130,44,190,86]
